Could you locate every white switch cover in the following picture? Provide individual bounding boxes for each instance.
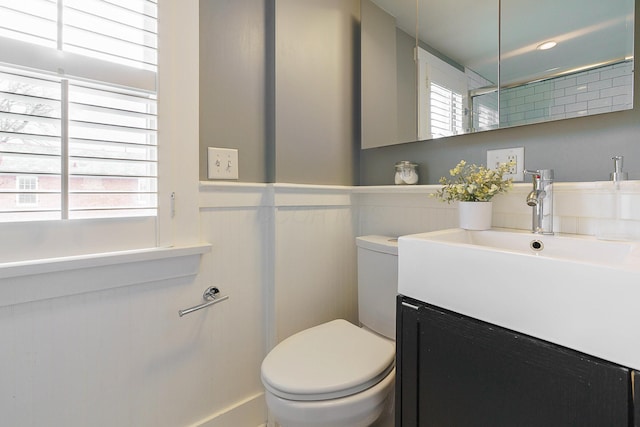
[487,147,525,182]
[208,147,239,180]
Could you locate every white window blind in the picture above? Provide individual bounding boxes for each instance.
[63,0,158,72]
[0,0,58,48]
[0,0,157,222]
[430,82,464,138]
[474,102,499,132]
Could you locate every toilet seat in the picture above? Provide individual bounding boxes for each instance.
[261,319,395,401]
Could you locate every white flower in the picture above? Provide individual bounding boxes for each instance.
[432,160,514,203]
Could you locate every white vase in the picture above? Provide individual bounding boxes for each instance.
[458,201,493,230]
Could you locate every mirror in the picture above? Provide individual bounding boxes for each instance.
[499,0,634,129]
[361,0,634,147]
[361,0,418,148]
[417,0,499,139]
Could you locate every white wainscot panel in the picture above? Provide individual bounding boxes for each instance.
[198,196,269,426]
[274,205,358,342]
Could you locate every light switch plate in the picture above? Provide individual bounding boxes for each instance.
[208,147,239,180]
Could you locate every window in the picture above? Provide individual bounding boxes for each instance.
[0,0,157,222]
[16,176,39,206]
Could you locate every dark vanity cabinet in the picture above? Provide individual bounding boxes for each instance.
[395,296,640,427]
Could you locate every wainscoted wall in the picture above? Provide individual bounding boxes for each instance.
[199,183,359,348]
[493,181,640,238]
[0,248,265,427]
[356,181,640,239]
[197,180,640,425]
[356,186,458,237]
[199,183,358,426]
[270,185,358,341]
[2,181,637,427]
[198,184,271,427]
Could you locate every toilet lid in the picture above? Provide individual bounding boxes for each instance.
[261,319,395,401]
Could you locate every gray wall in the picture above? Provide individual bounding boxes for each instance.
[360,109,640,184]
[199,0,268,182]
[273,0,360,185]
[200,1,639,186]
[360,1,640,185]
[199,0,360,185]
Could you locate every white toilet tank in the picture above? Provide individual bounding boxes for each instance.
[356,236,398,340]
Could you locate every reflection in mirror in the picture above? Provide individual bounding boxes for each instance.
[500,0,634,128]
[419,0,634,137]
[362,0,634,147]
[361,0,417,149]
[418,0,499,139]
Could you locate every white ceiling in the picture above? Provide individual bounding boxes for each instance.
[370,0,634,86]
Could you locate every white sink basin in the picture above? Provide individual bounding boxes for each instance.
[398,228,640,369]
[414,228,639,268]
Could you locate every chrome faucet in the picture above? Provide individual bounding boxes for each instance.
[524,169,554,235]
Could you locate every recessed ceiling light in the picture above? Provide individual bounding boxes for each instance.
[537,41,557,51]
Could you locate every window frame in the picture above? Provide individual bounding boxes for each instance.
[0,0,166,263]
[417,47,469,140]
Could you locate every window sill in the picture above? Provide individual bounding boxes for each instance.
[0,244,211,307]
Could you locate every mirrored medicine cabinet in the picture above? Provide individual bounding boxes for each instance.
[361,0,635,149]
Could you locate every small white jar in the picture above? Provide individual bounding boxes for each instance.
[394,161,419,185]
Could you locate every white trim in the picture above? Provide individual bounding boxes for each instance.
[155,0,199,248]
[198,180,640,199]
[0,243,211,279]
[0,243,211,307]
[189,392,266,427]
[199,182,269,208]
[0,216,159,263]
[272,183,352,208]
[352,184,439,194]
[199,182,353,209]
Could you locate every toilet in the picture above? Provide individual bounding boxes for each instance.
[261,236,398,427]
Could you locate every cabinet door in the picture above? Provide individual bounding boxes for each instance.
[398,298,631,427]
[396,297,421,426]
[635,370,640,426]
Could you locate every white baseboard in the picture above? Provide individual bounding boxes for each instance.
[190,392,266,427]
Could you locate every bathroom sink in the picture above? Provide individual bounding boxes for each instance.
[411,228,639,268]
[398,228,640,370]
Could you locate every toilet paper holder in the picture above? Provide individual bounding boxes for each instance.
[178,286,229,317]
